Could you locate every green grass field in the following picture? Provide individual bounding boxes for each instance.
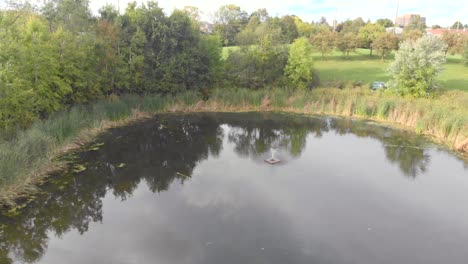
[312,49,468,92]
[223,47,468,92]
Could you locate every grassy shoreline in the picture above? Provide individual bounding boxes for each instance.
[1,87,467,209]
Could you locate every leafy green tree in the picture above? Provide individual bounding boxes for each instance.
[285,37,315,89]
[463,42,468,66]
[294,16,314,37]
[341,17,366,34]
[213,5,248,46]
[225,30,287,88]
[336,32,360,58]
[451,21,464,30]
[310,30,335,58]
[403,29,423,41]
[376,18,394,28]
[358,23,385,55]
[372,32,400,61]
[388,35,447,97]
[279,15,299,43]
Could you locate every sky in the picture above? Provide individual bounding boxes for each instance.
[1,0,466,27]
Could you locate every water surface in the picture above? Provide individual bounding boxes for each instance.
[1,113,467,264]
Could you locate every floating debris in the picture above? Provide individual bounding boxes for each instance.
[117,163,126,168]
[176,172,190,178]
[88,142,105,151]
[72,164,87,173]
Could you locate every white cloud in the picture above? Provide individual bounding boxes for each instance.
[1,0,465,27]
[90,0,465,27]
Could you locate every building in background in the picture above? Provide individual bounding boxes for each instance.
[396,14,426,27]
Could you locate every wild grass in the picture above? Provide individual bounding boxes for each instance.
[0,88,467,208]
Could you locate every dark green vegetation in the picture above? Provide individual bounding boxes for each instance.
[0,1,221,130]
[1,113,467,264]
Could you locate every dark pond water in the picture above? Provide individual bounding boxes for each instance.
[1,113,468,264]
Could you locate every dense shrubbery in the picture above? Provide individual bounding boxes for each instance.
[0,1,222,130]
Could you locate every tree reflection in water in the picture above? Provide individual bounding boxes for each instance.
[0,113,437,263]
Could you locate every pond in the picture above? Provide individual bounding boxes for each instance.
[1,113,467,264]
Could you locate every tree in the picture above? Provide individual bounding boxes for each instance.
[213,5,248,46]
[403,29,423,41]
[441,30,466,55]
[285,37,316,89]
[431,24,441,29]
[388,35,447,97]
[372,32,399,61]
[279,15,299,43]
[336,32,359,58]
[341,17,366,34]
[376,18,394,28]
[310,30,335,58]
[463,43,468,66]
[451,21,464,30]
[294,16,314,37]
[358,23,385,55]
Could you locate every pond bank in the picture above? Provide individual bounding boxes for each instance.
[1,88,467,210]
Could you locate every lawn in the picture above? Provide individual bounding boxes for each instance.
[312,49,468,92]
[222,47,468,92]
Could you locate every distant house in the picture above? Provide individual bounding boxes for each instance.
[426,28,468,37]
[386,27,404,35]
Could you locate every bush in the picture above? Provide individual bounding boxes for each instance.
[285,37,316,89]
[388,35,447,97]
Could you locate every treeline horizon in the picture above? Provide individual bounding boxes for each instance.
[0,1,467,132]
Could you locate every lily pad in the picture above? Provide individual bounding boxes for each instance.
[88,142,105,151]
[72,164,87,173]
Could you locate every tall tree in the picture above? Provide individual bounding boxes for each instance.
[372,32,399,61]
[358,23,385,55]
[376,18,394,28]
[213,5,248,46]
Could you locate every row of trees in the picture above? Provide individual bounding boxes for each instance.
[0,2,466,129]
[0,1,222,129]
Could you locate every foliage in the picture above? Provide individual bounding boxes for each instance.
[0,1,222,130]
[376,18,394,28]
[403,29,423,41]
[451,21,464,30]
[464,43,468,66]
[441,31,467,55]
[285,37,316,89]
[310,30,335,58]
[335,32,360,58]
[388,36,447,97]
[358,23,385,55]
[372,33,400,61]
[224,33,288,89]
[213,5,248,46]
